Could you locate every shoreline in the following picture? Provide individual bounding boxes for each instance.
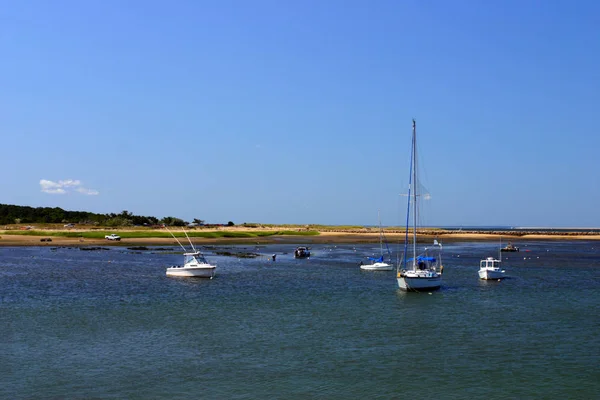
[2,230,600,247]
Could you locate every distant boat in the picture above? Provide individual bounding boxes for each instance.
[361,210,393,271]
[396,120,443,291]
[501,242,519,252]
[165,227,216,278]
[294,247,310,258]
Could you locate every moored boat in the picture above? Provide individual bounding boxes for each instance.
[478,257,506,280]
[166,251,216,278]
[294,247,310,258]
[165,227,216,279]
[361,211,393,271]
[361,256,394,271]
[501,242,519,252]
[396,120,443,291]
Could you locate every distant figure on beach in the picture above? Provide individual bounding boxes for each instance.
[272,254,276,262]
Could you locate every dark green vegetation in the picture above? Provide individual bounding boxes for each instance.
[214,251,261,258]
[0,204,205,227]
[3,230,320,239]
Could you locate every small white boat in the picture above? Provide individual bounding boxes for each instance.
[361,211,394,271]
[166,251,216,278]
[479,238,507,280]
[165,227,216,279]
[478,257,505,280]
[361,259,393,271]
[396,120,443,291]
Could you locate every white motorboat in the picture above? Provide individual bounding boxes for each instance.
[478,257,505,280]
[165,227,216,278]
[166,251,216,278]
[396,120,443,291]
[361,211,393,271]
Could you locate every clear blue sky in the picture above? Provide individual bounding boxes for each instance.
[2,0,599,227]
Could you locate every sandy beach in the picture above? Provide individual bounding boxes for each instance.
[1,227,600,247]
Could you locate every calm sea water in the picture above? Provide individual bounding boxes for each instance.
[1,241,599,399]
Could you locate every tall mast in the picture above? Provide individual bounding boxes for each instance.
[402,119,415,270]
[378,209,383,257]
[412,119,417,266]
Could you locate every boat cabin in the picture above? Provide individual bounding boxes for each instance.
[184,251,209,265]
[409,256,437,270]
[480,257,501,269]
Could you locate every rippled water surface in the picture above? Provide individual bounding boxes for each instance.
[1,241,599,399]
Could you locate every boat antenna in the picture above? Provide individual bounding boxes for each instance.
[182,228,197,252]
[164,225,187,252]
[499,236,502,262]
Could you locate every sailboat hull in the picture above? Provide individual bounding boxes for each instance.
[397,273,441,291]
[361,262,394,271]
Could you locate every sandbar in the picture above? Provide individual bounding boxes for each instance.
[1,228,600,247]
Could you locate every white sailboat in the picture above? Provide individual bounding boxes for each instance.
[478,238,506,280]
[361,210,393,271]
[165,227,216,278]
[397,119,443,291]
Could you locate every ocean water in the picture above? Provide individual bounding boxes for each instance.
[1,241,599,399]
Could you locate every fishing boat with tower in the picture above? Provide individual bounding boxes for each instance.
[165,227,216,278]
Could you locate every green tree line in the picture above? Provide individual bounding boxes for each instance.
[0,204,192,226]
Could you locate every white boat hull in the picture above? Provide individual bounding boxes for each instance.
[397,271,441,291]
[361,262,394,271]
[166,265,216,278]
[478,268,505,280]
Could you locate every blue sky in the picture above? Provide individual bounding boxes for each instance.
[1,0,599,227]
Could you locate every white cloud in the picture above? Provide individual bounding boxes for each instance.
[40,179,99,195]
[40,179,63,193]
[44,188,67,195]
[59,179,81,187]
[76,187,99,196]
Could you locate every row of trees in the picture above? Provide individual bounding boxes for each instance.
[0,204,219,227]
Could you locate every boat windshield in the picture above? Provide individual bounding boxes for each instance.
[482,259,500,268]
[184,253,208,264]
